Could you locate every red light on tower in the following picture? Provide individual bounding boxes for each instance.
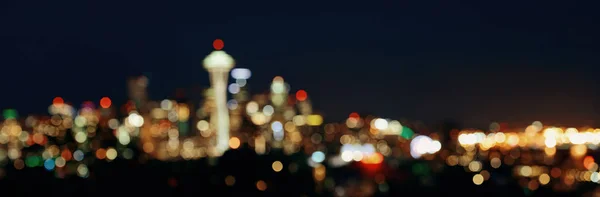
[296,90,307,101]
[53,97,64,105]
[100,97,112,108]
[213,39,224,50]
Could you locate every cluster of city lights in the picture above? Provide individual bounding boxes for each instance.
[2,39,600,196]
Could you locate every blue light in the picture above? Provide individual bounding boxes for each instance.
[311,151,326,163]
[74,150,84,161]
[44,159,55,171]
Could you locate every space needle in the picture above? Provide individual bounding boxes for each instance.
[203,39,234,155]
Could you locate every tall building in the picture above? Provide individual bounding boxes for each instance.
[127,76,149,114]
[203,49,235,155]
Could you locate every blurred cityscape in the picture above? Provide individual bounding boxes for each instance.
[2,41,600,197]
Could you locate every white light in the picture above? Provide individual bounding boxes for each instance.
[311,151,326,163]
[271,82,285,94]
[203,51,234,70]
[263,105,274,116]
[118,128,130,145]
[75,132,87,143]
[160,100,173,110]
[410,135,440,158]
[352,151,363,161]
[271,121,283,132]
[388,120,402,134]
[246,101,259,115]
[231,68,251,79]
[428,140,442,154]
[340,151,353,162]
[272,121,284,141]
[228,83,240,94]
[592,172,600,183]
[373,118,388,130]
[361,144,375,155]
[227,100,238,110]
[128,113,144,127]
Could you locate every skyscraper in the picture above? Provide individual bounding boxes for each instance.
[203,44,235,155]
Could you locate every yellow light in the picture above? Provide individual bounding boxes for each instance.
[313,164,326,181]
[520,166,533,177]
[272,161,283,172]
[229,137,241,149]
[177,104,190,122]
[570,144,587,158]
[473,174,484,185]
[306,115,323,126]
[490,157,501,168]
[468,161,482,172]
[539,173,550,185]
[106,148,117,160]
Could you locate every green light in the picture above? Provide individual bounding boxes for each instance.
[25,156,42,167]
[3,109,17,120]
[401,126,414,139]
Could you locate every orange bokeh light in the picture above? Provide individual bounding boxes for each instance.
[296,90,307,101]
[583,156,595,170]
[349,112,360,119]
[361,153,384,164]
[96,148,106,159]
[100,97,112,108]
[53,97,64,105]
[213,39,224,50]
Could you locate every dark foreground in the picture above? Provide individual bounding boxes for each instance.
[0,146,590,197]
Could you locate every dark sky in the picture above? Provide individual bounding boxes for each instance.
[1,0,599,128]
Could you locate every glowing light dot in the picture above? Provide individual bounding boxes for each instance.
[263,105,274,116]
[73,150,84,161]
[228,83,240,94]
[106,148,117,160]
[229,137,241,149]
[296,90,308,101]
[272,161,283,172]
[231,68,251,80]
[128,113,144,127]
[256,180,267,191]
[539,173,551,185]
[100,97,112,108]
[213,39,224,50]
[341,151,353,162]
[77,164,89,178]
[54,157,66,168]
[43,159,55,171]
[53,97,64,105]
[373,119,388,130]
[75,132,87,143]
[473,174,484,185]
[311,151,326,163]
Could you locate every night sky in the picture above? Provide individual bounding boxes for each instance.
[1,0,599,128]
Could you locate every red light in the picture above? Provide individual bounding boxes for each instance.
[349,112,360,119]
[100,97,112,108]
[296,90,308,101]
[53,97,64,105]
[213,39,224,50]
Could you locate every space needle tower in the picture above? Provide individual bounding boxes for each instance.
[203,39,234,155]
